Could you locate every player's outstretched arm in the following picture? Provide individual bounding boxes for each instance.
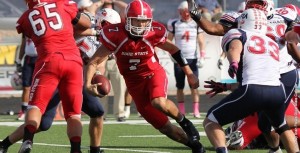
[187,0,227,36]
[158,40,199,89]
[285,30,300,63]
[85,45,110,97]
[72,12,92,31]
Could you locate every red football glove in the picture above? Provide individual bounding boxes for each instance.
[228,61,238,79]
[204,80,231,98]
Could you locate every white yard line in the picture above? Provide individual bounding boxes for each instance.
[1,140,171,153]
[0,119,204,126]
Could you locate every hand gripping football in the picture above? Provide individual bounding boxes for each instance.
[91,74,111,96]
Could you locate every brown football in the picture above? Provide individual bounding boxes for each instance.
[91,74,111,96]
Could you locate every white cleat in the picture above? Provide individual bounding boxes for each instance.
[18,140,32,153]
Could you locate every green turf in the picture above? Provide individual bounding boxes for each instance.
[0,114,286,153]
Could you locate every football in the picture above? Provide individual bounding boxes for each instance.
[91,74,111,96]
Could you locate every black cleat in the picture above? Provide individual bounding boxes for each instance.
[192,142,206,153]
[179,118,200,142]
[0,146,7,153]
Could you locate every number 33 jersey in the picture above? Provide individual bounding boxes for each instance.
[16,0,81,64]
[221,29,281,86]
[98,22,167,79]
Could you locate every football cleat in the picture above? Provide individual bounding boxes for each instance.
[0,143,7,153]
[18,140,32,153]
[17,111,26,121]
[191,141,206,153]
[226,130,244,149]
[179,118,200,142]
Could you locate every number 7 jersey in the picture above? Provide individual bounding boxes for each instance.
[16,0,81,63]
[222,29,280,86]
[98,22,167,79]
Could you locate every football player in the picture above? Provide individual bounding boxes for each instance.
[15,0,92,152]
[189,0,300,152]
[0,7,124,153]
[203,8,299,153]
[167,1,205,118]
[85,0,205,152]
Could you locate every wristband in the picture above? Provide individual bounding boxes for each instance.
[200,50,205,58]
[171,50,188,67]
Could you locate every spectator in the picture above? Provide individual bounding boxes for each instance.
[15,0,91,152]
[85,0,205,152]
[15,35,37,121]
[196,0,223,22]
[167,1,205,118]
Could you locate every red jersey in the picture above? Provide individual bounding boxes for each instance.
[98,21,167,79]
[16,0,82,64]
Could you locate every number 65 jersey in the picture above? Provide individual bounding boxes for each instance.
[16,0,81,64]
[221,29,280,86]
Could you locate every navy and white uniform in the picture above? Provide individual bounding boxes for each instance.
[220,7,299,109]
[167,18,203,89]
[22,37,37,87]
[207,29,286,130]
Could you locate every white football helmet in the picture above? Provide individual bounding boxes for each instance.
[178,1,190,21]
[237,2,246,13]
[95,8,121,29]
[245,0,274,17]
[238,8,267,34]
[10,72,22,90]
[125,0,153,37]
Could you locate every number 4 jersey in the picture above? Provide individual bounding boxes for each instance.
[221,29,280,86]
[16,0,81,64]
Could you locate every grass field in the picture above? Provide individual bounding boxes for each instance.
[0,113,285,153]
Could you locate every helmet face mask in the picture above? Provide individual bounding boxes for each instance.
[125,0,152,37]
[245,0,274,17]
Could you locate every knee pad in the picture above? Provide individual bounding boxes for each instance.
[275,124,290,135]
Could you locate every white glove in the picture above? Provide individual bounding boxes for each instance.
[197,57,205,68]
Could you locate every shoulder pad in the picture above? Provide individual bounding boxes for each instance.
[219,11,240,28]
[275,7,297,21]
[221,29,242,52]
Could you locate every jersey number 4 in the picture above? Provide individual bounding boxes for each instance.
[28,3,63,36]
[248,36,279,61]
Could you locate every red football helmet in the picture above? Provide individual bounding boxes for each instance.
[245,0,274,17]
[125,0,152,37]
[25,0,57,9]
